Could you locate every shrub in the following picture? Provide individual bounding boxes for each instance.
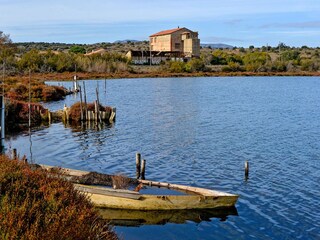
[222,61,244,72]
[69,45,86,54]
[7,84,28,101]
[0,155,118,239]
[243,52,271,72]
[185,58,206,72]
[168,61,186,73]
[5,100,45,132]
[42,85,67,102]
[6,83,67,102]
[68,102,112,122]
[300,59,319,71]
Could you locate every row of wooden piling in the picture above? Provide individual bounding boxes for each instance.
[134,154,249,181]
[11,148,249,182]
[62,104,116,123]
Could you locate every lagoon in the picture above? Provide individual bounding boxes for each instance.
[7,76,320,239]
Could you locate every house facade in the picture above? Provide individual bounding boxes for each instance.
[149,27,200,57]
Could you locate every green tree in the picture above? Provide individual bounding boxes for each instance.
[185,58,206,72]
[280,50,300,62]
[243,52,271,72]
[0,31,17,69]
[168,61,186,73]
[223,61,244,72]
[69,45,86,54]
[300,59,319,71]
[55,52,76,72]
[17,49,44,72]
[211,50,228,65]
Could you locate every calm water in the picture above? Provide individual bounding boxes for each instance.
[6,77,320,239]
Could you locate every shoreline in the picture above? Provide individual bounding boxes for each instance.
[6,71,320,82]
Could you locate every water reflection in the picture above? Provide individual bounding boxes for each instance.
[66,121,115,133]
[99,207,238,227]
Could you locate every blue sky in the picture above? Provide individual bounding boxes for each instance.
[1,0,320,47]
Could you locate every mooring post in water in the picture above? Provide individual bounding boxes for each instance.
[94,100,98,122]
[79,86,84,121]
[13,148,17,159]
[136,152,141,179]
[245,160,249,180]
[83,81,88,120]
[96,87,102,123]
[73,65,78,92]
[141,159,146,180]
[48,111,52,124]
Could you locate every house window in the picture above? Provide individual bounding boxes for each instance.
[175,43,181,49]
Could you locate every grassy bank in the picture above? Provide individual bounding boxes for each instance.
[6,70,320,83]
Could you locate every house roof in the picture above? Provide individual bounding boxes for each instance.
[150,27,187,37]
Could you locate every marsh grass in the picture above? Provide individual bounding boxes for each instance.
[0,155,118,240]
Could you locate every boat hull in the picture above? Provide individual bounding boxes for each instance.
[88,189,238,210]
[41,165,239,210]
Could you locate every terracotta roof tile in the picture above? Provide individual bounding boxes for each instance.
[150,28,185,37]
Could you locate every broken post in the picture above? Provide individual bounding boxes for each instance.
[136,152,141,179]
[141,159,146,180]
[79,86,84,121]
[0,95,4,153]
[83,81,88,120]
[48,111,52,123]
[94,100,99,123]
[245,160,249,180]
[13,148,17,159]
[96,87,102,123]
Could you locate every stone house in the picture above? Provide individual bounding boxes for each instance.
[149,27,200,57]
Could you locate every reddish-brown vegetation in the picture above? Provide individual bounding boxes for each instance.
[68,102,112,122]
[5,79,68,102]
[0,155,118,239]
[5,100,48,132]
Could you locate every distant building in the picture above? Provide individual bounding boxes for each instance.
[149,27,200,58]
[126,50,183,65]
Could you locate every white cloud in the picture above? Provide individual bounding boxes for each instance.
[2,0,320,46]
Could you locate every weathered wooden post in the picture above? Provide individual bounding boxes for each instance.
[141,159,146,180]
[136,152,141,179]
[79,86,84,121]
[0,95,4,153]
[94,100,99,123]
[109,107,116,122]
[96,87,102,123]
[73,70,78,92]
[48,111,52,123]
[245,160,249,180]
[63,104,68,122]
[13,148,17,159]
[83,81,88,120]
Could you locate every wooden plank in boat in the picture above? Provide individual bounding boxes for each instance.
[138,179,238,197]
[74,184,141,200]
